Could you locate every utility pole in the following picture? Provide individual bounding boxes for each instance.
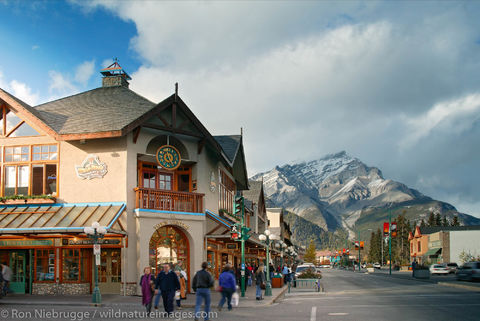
[389,210,392,275]
[358,230,361,271]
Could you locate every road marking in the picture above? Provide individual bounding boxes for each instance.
[310,306,317,321]
[329,313,349,316]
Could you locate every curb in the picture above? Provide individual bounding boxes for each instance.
[365,271,436,284]
[438,282,480,292]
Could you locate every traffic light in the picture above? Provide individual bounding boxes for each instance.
[383,222,389,237]
[391,222,397,237]
[241,226,251,240]
[360,241,364,250]
[354,241,359,250]
[231,224,241,240]
[235,196,244,217]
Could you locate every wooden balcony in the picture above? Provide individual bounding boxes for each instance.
[134,187,204,213]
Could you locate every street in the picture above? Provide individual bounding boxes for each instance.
[1,269,479,321]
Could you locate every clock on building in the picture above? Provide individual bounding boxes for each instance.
[156,145,181,170]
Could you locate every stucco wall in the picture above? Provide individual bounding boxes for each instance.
[58,138,127,203]
[450,230,480,264]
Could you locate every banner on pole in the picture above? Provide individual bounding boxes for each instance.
[383,222,389,237]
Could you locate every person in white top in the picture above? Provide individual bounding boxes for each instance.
[2,262,12,294]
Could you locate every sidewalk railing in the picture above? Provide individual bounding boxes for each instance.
[288,279,322,293]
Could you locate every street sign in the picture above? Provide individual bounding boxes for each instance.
[95,254,100,266]
[93,244,101,255]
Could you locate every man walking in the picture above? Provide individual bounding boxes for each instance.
[192,262,214,321]
[1,262,12,295]
[155,263,180,314]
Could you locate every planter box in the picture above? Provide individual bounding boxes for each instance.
[272,277,284,288]
[367,267,375,273]
[413,269,430,279]
[2,198,56,205]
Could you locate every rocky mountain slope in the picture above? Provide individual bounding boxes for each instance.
[252,151,480,241]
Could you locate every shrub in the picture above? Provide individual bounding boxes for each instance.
[297,268,321,279]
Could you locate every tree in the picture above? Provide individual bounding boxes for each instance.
[420,219,426,228]
[459,250,474,264]
[452,216,460,226]
[441,216,448,227]
[427,212,435,227]
[435,213,441,226]
[304,239,317,264]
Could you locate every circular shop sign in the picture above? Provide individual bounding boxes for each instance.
[156,145,181,170]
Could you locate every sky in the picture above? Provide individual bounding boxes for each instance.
[1,1,480,217]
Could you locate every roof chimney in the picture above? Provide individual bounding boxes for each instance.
[100,58,131,88]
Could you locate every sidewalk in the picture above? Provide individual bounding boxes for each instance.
[0,285,288,308]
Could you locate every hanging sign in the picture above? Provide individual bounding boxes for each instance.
[93,244,101,255]
[383,222,390,237]
[75,155,108,179]
[95,254,100,266]
[156,145,181,170]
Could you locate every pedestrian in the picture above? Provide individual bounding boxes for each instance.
[412,259,416,277]
[255,265,266,300]
[246,266,252,287]
[175,270,186,310]
[139,266,155,314]
[218,264,236,311]
[282,264,289,284]
[192,262,214,321]
[1,262,12,295]
[155,263,180,314]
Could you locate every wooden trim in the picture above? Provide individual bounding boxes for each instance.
[142,123,203,138]
[158,114,170,127]
[57,130,122,141]
[5,120,24,137]
[133,127,141,144]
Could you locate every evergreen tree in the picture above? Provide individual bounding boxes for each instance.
[427,212,435,227]
[304,239,317,263]
[452,215,460,226]
[435,213,441,226]
[420,219,426,228]
[369,229,381,263]
[441,216,448,227]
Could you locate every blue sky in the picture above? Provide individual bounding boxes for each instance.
[1,1,480,217]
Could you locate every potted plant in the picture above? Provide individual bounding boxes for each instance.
[413,264,430,279]
[0,194,56,205]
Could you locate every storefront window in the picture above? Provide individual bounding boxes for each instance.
[149,226,188,273]
[35,249,55,282]
[62,249,79,282]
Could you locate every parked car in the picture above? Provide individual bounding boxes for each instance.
[446,262,459,274]
[429,264,449,275]
[373,263,381,269]
[295,264,315,277]
[456,262,480,281]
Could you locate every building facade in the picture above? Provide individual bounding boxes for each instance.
[0,62,254,295]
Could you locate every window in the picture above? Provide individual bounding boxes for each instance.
[417,241,421,252]
[33,145,57,161]
[62,249,80,282]
[159,173,172,190]
[0,105,41,137]
[1,144,59,197]
[35,249,55,282]
[140,162,173,190]
[5,146,29,162]
[218,169,235,215]
[4,165,29,196]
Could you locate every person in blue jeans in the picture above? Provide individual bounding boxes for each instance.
[255,265,265,300]
[218,264,236,311]
[192,262,214,321]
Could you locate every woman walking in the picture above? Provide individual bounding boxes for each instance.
[218,264,236,311]
[255,265,266,300]
[175,270,186,310]
[140,266,155,314]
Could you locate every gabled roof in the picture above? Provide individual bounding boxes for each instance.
[34,86,156,135]
[214,135,241,163]
[243,180,263,203]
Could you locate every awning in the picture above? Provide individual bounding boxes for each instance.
[205,210,234,229]
[424,248,442,256]
[0,202,126,234]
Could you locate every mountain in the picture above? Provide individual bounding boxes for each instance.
[252,151,480,242]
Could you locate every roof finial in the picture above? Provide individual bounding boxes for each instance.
[175,82,178,102]
[240,127,243,136]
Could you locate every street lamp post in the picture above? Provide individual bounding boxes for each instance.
[259,230,277,297]
[84,221,107,305]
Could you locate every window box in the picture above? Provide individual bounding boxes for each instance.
[1,195,56,205]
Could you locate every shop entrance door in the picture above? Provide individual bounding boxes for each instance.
[98,249,121,294]
[10,250,27,294]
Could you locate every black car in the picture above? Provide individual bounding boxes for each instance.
[456,262,480,281]
[446,262,458,274]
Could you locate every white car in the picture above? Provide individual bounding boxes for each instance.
[295,264,315,277]
[373,263,381,269]
[429,264,449,275]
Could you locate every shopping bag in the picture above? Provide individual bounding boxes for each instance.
[232,292,239,307]
[175,290,181,300]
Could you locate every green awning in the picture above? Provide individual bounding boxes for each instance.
[424,248,442,256]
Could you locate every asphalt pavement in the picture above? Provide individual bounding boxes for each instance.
[0,269,478,321]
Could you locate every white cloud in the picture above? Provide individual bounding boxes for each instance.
[48,70,77,94]
[9,80,40,105]
[74,60,95,86]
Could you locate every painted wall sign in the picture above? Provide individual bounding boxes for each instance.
[75,154,108,179]
[0,239,53,247]
[156,145,181,170]
[226,243,238,250]
[154,220,190,231]
[62,238,122,246]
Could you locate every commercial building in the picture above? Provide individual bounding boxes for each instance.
[0,62,255,295]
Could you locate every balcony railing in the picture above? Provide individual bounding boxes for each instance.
[134,187,204,213]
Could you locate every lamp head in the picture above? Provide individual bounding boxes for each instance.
[264,229,270,236]
[259,234,267,241]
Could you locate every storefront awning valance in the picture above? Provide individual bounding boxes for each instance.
[0,202,126,234]
[424,248,442,256]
